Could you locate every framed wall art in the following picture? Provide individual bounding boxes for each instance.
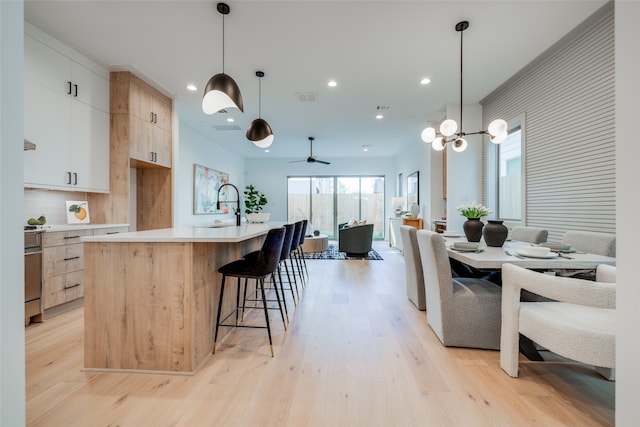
[193,164,229,214]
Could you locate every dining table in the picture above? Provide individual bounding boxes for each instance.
[443,234,616,361]
[443,236,616,271]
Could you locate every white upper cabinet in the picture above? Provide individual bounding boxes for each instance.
[23,28,109,193]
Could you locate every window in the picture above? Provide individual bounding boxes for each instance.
[288,176,385,239]
[497,125,523,221]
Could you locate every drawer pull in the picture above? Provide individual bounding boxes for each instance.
[64,256,80,261]
[64,283,81,290]
[64,235,81,239]
[106,232,120,234]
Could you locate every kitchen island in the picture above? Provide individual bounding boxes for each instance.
[82,222,283,374]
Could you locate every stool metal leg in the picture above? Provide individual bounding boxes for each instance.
[213,274,227,354]
[273,272,289,325]
[258,277,274,357]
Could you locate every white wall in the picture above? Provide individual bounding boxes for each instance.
[615,1,639,424]
[395,137,433,225]
[1,1,26,425]
[174,123,246,227]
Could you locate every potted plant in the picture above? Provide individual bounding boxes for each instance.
[456,203,492,242]
[244,184,270,223]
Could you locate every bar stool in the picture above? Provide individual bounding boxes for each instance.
[213,227,285,357]
[290,221,306,288]
[297,219,310,281]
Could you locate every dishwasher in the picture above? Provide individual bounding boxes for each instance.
[24,229,43,325]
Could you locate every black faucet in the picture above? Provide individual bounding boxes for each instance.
[216,183,241,226]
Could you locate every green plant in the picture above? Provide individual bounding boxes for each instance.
[243,184,268,214]
[456,202,492,219]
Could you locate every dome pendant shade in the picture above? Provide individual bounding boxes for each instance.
[246,118,274,148]
[202,73,244,114]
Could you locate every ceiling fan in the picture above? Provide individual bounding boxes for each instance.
[289,136,331,165]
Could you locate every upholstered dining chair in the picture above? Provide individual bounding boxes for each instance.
[562,230,616,257]
[500,263,616,379]
[416,230,502,350]
[400,225,425,310]
[510,226,548,244]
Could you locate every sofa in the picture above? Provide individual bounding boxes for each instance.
[338,223,374,255]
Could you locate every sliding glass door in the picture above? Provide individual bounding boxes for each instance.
[288,175,384,239]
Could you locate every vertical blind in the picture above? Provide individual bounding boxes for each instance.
[481,4,615,242]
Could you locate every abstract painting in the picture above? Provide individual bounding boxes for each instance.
[193,164,229,214]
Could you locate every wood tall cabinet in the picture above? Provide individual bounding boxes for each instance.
[88,72,173,230]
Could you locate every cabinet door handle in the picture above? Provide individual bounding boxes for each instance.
[64,283,81,290]
[73,172,78,185]
[154,113,158,123]
[67,81,72,95]
[74,84,78,97]
[66,171,72,184]
[150,112,154,123]
[63,256,80,261]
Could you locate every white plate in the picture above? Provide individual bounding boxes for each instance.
[443,232,461,237]
[515,249,559,259]
[452,247,484,253]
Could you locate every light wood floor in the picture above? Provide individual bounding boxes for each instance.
[26,241,614,426]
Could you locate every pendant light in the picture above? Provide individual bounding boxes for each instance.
[421,21,507,152]
[246,71,274,148]
[202,2,243,115]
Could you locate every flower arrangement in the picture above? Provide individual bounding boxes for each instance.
[456,203,492,219]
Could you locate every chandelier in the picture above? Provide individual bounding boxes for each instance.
[421,21,507,152]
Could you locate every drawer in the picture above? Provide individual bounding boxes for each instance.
[43,229,93,248]
[92,226,129,236]
[43,270,83,309]
[43,244,84,277]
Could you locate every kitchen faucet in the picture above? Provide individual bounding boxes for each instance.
[216,183,241,226]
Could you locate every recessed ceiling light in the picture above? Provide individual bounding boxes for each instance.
[376,114,383,119]
[420,77,431,85]
[327,80,337,87]
[187,84,197,91]
[264,149,270,153]
[226,117,234,123]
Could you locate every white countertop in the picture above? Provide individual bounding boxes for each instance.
[25,224,129,233]
[83,222,286,243]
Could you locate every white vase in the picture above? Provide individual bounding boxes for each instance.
[409,204,419,218]
[246,212,270,223]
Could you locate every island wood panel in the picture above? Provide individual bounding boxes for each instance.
[136,168,172,231]
[84,236,264,374]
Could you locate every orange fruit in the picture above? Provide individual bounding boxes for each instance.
[74,207,87,221]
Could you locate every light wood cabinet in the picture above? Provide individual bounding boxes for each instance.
[41,226,128,317]
[23,32,110,193]
[402,218,424,230]
[128,76,172,168]
[88,72,173,231]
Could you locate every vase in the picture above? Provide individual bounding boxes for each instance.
[409,203,420,218]
[246,212,270,223]
[483,220,508,247]
[463,218,484,242]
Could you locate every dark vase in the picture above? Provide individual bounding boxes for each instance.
[463,218,484,242]
[483,220,508,247]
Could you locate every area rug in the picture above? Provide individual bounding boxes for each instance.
[303,243,383,260]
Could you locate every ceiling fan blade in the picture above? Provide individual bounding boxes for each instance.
[315,159,331,165]
[288,159,307,163]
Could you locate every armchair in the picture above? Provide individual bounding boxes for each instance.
[338,224,374,256]
[500,263,616,379]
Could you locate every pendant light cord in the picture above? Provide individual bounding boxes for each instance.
[459,26,463,137]
[258,77,262,118]
[221,13,225,73]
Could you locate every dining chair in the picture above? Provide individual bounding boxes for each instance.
[562,230,616,257]
[400,225,425,310]
[416,230,502,350]
[214,227,286,357]
[500,263,616,380]
[510,226,548,244]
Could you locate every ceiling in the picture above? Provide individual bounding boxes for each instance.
[24,0,607,161]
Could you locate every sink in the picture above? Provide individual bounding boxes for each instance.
[195,221,235,228]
